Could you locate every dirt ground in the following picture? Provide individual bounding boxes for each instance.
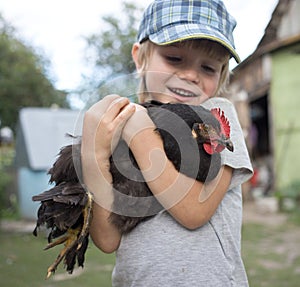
[0,219,36,233]
[242,201,288,226]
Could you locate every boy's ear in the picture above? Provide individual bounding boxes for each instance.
[132,43,142,70]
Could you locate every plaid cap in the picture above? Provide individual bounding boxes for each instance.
[138,0,240,63]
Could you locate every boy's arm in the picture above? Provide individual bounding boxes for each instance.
[83,153,121,253]
[81,95,135,252]
[123,109,232,229]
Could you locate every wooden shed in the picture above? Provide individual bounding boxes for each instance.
[228,0,300,194]
[15,107,83,219]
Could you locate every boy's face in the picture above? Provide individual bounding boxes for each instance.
[142,42,225,105]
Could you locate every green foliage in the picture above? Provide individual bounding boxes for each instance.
[288,208,300,226]
[0,146,15,219]
[0,169,11,218]
[283,181,300,201]
[276,180,300,212]
[84,1,143,83]
[0,14,69,131]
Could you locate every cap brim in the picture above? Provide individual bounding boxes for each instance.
[148,24,240,63]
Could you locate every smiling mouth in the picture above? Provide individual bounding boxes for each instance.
[168,87,198,98]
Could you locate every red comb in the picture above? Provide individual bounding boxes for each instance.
[210,108,231,137]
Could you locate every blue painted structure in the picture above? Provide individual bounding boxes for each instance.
[15,107,84,219]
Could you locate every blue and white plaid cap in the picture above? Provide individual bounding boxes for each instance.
[138,0,240,63]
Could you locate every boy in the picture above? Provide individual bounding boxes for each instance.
[82,1,253,286]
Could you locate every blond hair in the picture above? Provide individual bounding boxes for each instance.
[135,40,230,103]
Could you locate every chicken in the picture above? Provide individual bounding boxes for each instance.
[32,100,233,278]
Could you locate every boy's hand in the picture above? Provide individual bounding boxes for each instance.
[81,95,136,206]
[122,103,156,145]
[82,95,135,163]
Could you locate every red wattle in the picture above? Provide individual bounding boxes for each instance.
[215,145,225,153]
[203,143,214,155]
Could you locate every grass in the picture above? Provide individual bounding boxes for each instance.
[0,229,115,287]
[1,211,300,287]
[287,208,300,226]
[242,221,300,287]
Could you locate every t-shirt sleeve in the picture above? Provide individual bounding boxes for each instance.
[201,97,253,190]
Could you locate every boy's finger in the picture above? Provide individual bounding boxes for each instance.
[86,94,122,120]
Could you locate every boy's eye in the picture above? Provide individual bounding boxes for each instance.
[165,55,182,63]
[202,65,216,74]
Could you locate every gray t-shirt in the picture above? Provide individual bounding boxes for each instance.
[112,98,253,287]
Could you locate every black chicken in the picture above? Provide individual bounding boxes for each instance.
[32,101,233,278]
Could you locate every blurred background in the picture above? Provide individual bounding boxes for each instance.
[0,0,300,286]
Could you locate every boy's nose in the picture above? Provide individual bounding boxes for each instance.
[177,67,200,84]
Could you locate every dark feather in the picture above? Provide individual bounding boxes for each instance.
[48,143,82,184]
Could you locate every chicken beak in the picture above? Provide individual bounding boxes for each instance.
[218,135,234,152]
[225,139,234,152]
